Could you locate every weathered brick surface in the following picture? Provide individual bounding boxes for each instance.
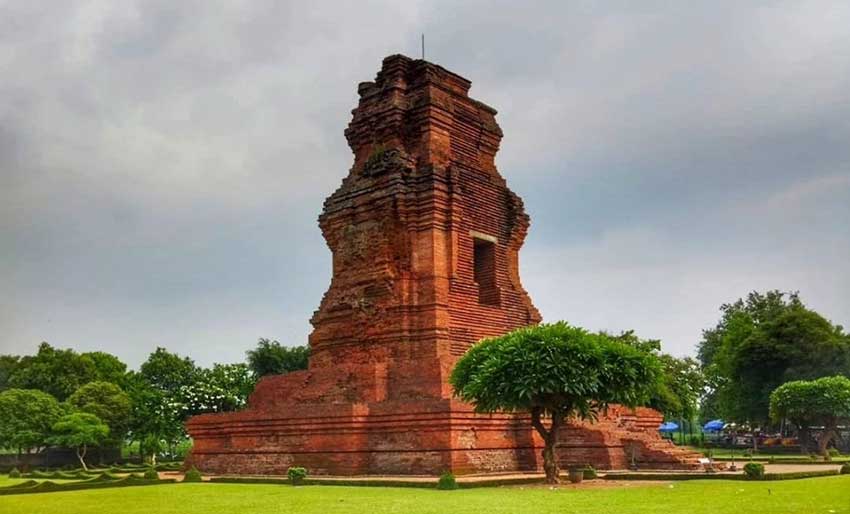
[186,55,699,475]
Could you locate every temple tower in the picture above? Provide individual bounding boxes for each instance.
[307,54,541,402]
[186,56,699,476]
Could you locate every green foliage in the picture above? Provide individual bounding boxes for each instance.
[246,339,309,378]
[140,347,198,395]
[0,388,64,452]
[0,475,176,496]
[8,468,20,478]
[0,355,20,392]
[436,471,458,490]
[7,343,98,401]
[688,435,702,447]
[177,363,255,416]
[183,466,203,482]
[770,376,850,456]
[84,352,129,387]
[287,466,307,485]
[743,462,765,480]
[50,413,110,470]
[840,463,850,474]
[582,465,597,480]
[123,372,184,461]
[648,354,704,420]
[69,381,131,443]
[143,467,159,480]
[698,291,850,426]
[451,322,661,415]
[451,322,661,483]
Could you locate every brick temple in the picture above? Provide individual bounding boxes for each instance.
[186,55,699,475]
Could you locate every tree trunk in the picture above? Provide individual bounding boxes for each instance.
[531,407,563,484]
[818,423,837,459]
[798,426,810,455]
[77,445,88,471]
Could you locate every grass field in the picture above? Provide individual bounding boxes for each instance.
[1,475,849,514]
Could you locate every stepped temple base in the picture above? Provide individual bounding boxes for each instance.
[188,397,699,475]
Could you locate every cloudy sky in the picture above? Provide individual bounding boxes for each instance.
[1,1,848,369]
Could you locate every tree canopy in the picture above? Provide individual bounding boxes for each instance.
[451,322,661,483]
[68,381,131,444]
[0,388,65,454]
[50,412,110,470]
[246,338,309,378]
[697,291,850,425]
[140,347,198,394]
[770,375,850,456]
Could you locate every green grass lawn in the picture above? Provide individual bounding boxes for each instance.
[1,476,849,514]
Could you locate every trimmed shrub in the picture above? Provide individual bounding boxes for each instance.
[436,471,459,490]
[287,467,307,485]
[143,467,159,480]
[8,468,20,479]
[743,462,765,480]
[828,448,840,458]
[583,465,598,480]
[840,463,850,475]
[183,466,202,483]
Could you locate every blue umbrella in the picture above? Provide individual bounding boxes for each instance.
[658,421,679,433]
[703,419,725,432]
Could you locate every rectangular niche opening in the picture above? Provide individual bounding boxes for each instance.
[473,237,500,306]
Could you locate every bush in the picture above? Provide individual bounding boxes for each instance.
[583,465,597,480]
[688,435,702,447]
[8,468,20,478]
[840,463,850,475]
[436,471,458,490]
[143,467,159,480]
[287,467,307,485]
[183,466,202,483]
[828,448,840,458]
[743,462,765,480]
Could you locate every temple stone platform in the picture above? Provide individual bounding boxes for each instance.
[186,54,700,476]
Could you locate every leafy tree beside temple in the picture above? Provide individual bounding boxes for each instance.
[451,322,661,484]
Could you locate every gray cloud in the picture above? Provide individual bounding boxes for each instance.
[1,1,848,367]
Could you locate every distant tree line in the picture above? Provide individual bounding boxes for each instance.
[697,290,850,454]
[0,338,309,465]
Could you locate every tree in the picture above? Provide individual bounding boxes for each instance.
[653,355,704,426]
[8,343,98,401]
[0,355,20,392]
[0,389,64,458]
[140,347,198,394]
[177,363,255,416]
[770,376,850,457]
[609,332,704,423]
[697,291,850,427]
[450,322,661,484]
[83,351,128,386]
[123,372,184,463]
[68,381,131,445]
[246,339,309,378]
[50,413,110,471]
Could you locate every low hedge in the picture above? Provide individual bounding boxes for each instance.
[0,475,176,496]
[603,469,839,481]
[23,470,97,480]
